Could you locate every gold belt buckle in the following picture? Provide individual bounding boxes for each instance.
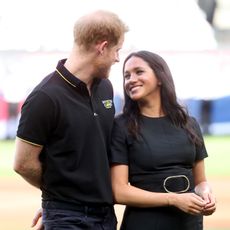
[163,175,190,193]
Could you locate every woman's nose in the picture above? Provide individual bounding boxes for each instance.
[129,74,138,82]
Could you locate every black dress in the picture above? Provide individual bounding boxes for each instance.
[110,115,208,230]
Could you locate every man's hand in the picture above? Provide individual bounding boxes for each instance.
[31,208,44,230]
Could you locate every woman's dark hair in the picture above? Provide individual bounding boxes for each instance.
[122,50,202,146]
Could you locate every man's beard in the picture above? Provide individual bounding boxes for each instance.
[93,64,111,79]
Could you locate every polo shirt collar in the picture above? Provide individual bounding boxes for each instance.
[56,59,101,89]
[56,59,83,88]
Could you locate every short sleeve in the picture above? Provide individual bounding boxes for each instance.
[190,117,208,161]
[109,116,129,165]
[17,90,55,145]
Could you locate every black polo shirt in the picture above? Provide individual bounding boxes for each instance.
[17,59,115,205]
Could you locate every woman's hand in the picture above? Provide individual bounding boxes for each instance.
[195,182,216,216]
[31,208,44,230]
[169,192,206,215]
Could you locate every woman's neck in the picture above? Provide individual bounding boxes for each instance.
[140,107,165,118]
[138,98,165,118]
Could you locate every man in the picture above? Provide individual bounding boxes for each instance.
[13,10,128,230]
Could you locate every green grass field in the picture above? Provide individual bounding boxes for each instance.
[1,135,230,177]
[204,135,230,177]
[0,137,229,230]
[0,139,17,177]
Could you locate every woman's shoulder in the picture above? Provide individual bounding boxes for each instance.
[114,113,126,124]
[187,116,202,133]
[188,116,199,126]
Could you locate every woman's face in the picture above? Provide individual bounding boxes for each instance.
[124,56,161,102]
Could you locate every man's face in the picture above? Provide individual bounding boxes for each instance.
[93,35,124,79]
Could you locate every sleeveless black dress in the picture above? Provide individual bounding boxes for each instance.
[110,115,208,230]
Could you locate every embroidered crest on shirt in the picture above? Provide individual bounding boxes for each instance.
[102,100,113,109]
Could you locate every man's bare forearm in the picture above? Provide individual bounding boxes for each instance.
[15,164,42,189]
[14,138,43,189]
[19,167,42,189]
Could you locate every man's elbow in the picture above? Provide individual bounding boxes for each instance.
[13,160,31,176]
[13,161,25,175]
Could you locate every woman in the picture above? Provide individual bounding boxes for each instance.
[110,51,216,230]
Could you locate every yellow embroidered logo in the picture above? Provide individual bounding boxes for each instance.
[102,100,113,109]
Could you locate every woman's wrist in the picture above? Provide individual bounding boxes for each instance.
[166,193,175,206]
[195,181,211,196]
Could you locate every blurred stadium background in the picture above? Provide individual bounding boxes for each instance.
[0,0,230,229]
[0,0,230,138]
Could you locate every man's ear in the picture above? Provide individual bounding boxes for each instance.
[96,41,108,55]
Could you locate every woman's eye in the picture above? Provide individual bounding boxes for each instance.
[136,70,143,75]
[124,74,130,80]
